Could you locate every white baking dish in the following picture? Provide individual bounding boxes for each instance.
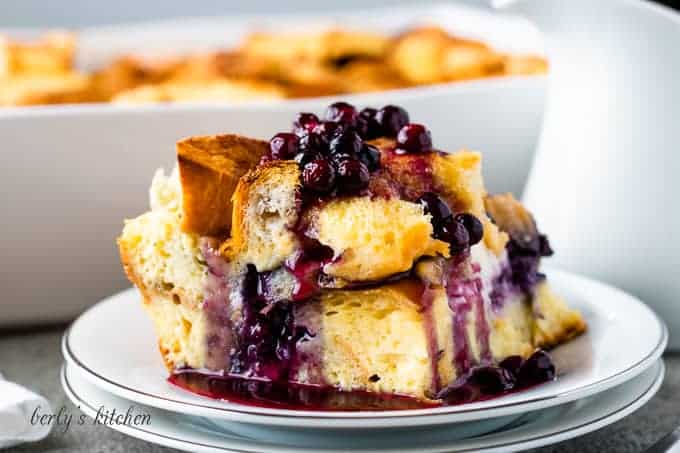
[0,3,546,325]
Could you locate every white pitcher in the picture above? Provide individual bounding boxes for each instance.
[498,0,680,348]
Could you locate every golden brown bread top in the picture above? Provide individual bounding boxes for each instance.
[484,193,537,242]
[240,29,391,64]
[112,78,286,104]
[389,27,503,84]
[177,134,268,237]
[88,56,179,102]
[2,26,546,106]
[0,33,96,106]
[0,32,75,78]
[176,133,510,265]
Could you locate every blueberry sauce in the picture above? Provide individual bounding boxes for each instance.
[229,265,325,382]
[446,271,475,374]
[489,230,554,311]
[437,350,556,404]
[439,253,494,377]
[283,244,334,301]
[473,283,492,365]
[169,371,438,410]
[418,281,442,394]
[201,240,237,371]
[169,348,556,410]
[200,244,324,384]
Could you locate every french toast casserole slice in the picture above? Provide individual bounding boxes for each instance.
[118,103,584,407]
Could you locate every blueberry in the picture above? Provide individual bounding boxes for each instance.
[538,234,554,257]
[297,131,326,155]
[325,102,358,124]
[302,158,335,193]
[294,151,323,167]
[376,105,410,137]
[329,129,362,156]
[395,123,432,154]
[498,355,524,379]
[455,213,484,246]
[268,132,299,160]
[330,151,353,166]
[293,112,320,135]
[416,192,453,226]
[335,158,370,193]
[517,350,556,387]
[314,120,346,142]
[358,144,381,172]
[358,107,382,139]
[437,217,470,253]
[470,366,515,394]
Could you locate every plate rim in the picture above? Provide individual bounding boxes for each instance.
[61,360,665,453]
[62,268,668,427]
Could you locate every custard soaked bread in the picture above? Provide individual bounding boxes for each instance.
[119,102,584,405]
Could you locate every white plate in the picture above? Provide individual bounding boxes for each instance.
[0,3,546,326]
[62,268,667,429]
[62,360,664,453]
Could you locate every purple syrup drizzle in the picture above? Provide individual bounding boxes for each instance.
[419,282,442,394]
[443,255,493,374]
[448,284,473,375]
[201,240,236,371]
[169,371,438,410]
[489,232,553,311]
[472,277,492,364]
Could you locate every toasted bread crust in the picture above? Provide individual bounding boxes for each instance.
[220,160,301,269]
[484,193,537,241]
[177,134,268,236]
[119,234,205,371]
[119,237,175,369]
[1,32,76,77]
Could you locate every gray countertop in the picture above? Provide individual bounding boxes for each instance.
[1,326,678,453]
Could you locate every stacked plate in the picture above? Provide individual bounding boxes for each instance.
[62,268,667,452]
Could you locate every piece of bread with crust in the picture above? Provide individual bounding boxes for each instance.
[0,32,76,78]
[223,160,302,271]
[216,138,502,281]
[0,73,92,106]
[220,158,451,280]
[87,56,179,102]
[177,134,269,237]
[240,29,391,64]
[388,27,539,84]
[0,33,94,106]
